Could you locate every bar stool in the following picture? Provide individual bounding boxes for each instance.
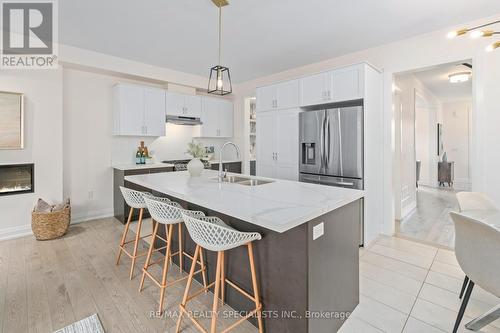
[176,213,263,333]
[116,186,166,279]
[140,195,208,313]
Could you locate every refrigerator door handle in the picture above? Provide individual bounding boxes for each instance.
[319,112,325,170]
[326,113,331,166]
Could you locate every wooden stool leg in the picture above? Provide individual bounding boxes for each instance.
[139,221,159,292]
[210,251,223,333]
[159,224,174,313]
[220,251,225,304]
[199,248,208,289]
[130,208,144,279]
[248,242,264,333]
[116,207,133,265]
[176,245,201,333]
[178,223,183,273]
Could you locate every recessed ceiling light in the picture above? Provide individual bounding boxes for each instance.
[448,72,470,83]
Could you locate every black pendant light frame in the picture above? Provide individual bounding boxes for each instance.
[208,2,232,95]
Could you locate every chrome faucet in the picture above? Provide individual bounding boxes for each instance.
[218,142,240,183]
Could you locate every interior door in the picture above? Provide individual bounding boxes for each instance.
[218,99,234,137]
[276,108,299,180]
[256,110,276,178]
[144,87,166,136]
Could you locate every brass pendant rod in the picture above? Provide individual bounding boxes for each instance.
[218,5,222,66]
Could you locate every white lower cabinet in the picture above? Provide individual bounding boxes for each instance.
[256,108,299,180]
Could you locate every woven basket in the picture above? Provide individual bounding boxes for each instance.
[31,206,71,240]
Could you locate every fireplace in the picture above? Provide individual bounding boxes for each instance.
[0,163,34,196]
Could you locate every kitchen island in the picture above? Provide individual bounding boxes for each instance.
[125,170,363,333]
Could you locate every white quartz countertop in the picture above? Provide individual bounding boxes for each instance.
[125,170,364,233]
[113,163,175,171]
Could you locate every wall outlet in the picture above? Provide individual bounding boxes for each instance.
[88,190,94,200]
[313,222,324,240]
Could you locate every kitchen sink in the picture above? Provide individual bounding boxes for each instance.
[214,175,274,186]
[236,179,274,186]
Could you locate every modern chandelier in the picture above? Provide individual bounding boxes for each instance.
[207,0,232,95]
[447,20,500,52]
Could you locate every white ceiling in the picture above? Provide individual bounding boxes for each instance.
[413,62,473,102]
[59,0,500,83]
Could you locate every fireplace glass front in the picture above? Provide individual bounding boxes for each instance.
[0,164,34,196]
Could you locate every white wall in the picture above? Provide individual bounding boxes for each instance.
[63,68,236,223]
[233,14,500,240]
[442,100,471,190]
[0,70,63,240]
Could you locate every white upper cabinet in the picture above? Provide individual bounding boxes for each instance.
[144,87,167,137]
[199,97,233,138]
[300,72,326,107]
[113,84,166,137]
[256,79,299,112]
[300,64,364,107]
[328,65,363,103]
[166,91,201,118]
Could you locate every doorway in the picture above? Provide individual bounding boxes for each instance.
[393,60,473,247]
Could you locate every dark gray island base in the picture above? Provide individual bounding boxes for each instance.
[140,185,361,333]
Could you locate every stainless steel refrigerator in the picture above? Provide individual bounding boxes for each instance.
[299,106,364,244]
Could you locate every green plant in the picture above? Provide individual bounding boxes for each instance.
[186,141,205,159]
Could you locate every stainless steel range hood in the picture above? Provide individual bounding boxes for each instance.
[166,115,203,126]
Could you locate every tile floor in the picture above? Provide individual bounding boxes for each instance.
[397,186,459,248]
[341,235,500,333]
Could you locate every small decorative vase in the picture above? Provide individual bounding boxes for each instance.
[187,158,204,177]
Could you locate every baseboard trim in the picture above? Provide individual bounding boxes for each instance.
[0,224,32,241]
[0,210,115,241]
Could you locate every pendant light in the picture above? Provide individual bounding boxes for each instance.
[447,19,500,52]
[208,0,232,95]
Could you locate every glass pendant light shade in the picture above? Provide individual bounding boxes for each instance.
[208,65,232,95]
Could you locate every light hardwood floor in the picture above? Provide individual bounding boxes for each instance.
[0,218,256,333]
[2,218,499,333]
[397,186,459,248]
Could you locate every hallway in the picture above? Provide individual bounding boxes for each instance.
[397,186,459,248]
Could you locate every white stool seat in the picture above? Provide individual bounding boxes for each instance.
[120,186,148,209]
[143,195,204,224]
[181,213,261,252]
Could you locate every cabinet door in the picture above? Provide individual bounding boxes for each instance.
[256,110,276,177]
[114,84,144,136]
[276,79,299,109]
[218,99,233,137]
[200,97,220,137]
[144,87,166,136]
[300,73,326,107]
[256,85,277,112]
[275,108,299,180]
[329,66,363,102]
[165,91,186,117]
[184,95,202,118]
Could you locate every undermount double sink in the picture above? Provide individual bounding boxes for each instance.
[215,175,274,186]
